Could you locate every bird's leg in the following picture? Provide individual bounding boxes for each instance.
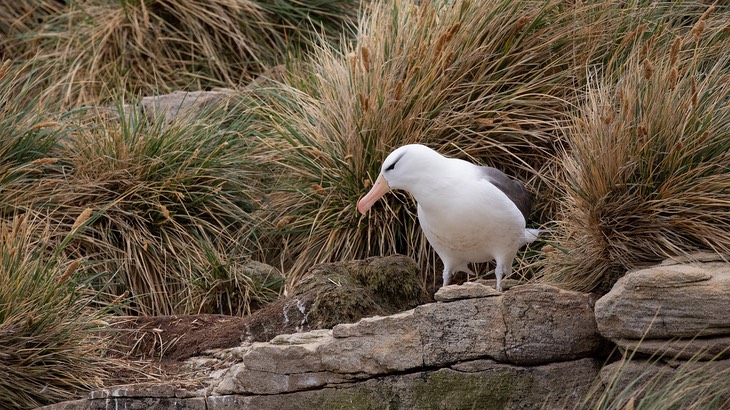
[463,265,476,283]
[442,268,452,287]
[494,258,514,292]
[494,264,503,292]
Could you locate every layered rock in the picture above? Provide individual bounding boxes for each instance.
[592,255,730,405]
[40,281,604,409]
[594,255,730,359]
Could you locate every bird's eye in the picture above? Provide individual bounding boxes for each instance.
[383,152,405,172]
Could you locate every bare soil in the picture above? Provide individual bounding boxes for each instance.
[113,314,251,362]
[109,255,437,381]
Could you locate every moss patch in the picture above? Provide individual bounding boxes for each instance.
[289,368,525,410]
[292,255,429,329]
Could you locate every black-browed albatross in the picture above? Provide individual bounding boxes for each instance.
[357,144,539,292]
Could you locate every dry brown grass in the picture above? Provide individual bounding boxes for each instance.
[539,11,730,292]
[250,0,722,287]
[0,214,135,409]
[1,0,363,106]
[0,1,63,42]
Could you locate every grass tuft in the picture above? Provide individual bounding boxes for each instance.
[0,214,126,409]
[0,61,67,211]
[583,347,730,410]
[539,20,730,292]
[1,0,363,106]
[44,101,274,315]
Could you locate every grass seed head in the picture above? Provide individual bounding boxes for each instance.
[670,36,682,67]
[643,58,654,80]
[58,259,81,284]
[0,60,10,79]
[71,208,93,232]
[360,45,371,71]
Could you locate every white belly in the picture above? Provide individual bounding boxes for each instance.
[416,179,525,266]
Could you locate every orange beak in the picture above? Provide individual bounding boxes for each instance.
[357,174,390,215]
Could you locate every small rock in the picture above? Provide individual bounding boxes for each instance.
[240,260,285,297]
[332,310,416,338]
[434,282,501,301]
[141,89,239,124]
[417,297,508,365]
[320,311,423,374]
[241,336,330,374]
[476,278,520,291]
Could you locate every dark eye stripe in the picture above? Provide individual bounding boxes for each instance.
[384,152,405,172]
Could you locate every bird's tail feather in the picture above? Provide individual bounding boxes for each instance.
[522,228,551,245]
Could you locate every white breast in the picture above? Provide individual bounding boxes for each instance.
[414,164,526,265]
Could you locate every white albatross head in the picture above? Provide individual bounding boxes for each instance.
[357,144,443,214]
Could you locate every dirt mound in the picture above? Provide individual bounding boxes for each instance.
[112,255,430,376]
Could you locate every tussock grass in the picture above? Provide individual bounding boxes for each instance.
[0,214,127,409]
[45,103,274,315]
[0,1,63,43]
[0,60,67,211]
[1,0,362,106]
[540,12,730,292]
[1,58,282,316]
[583,348,730,410]
[251,0,718,286]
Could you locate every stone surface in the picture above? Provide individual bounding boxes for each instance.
[613,336,730,361]
[141,89,239,123]
[41,283,607,410]
[240,358,601,410]
[502,284,602,365]
[418,296,508,365]
[212,364,351,395]
[271,328,333,345]
[320,310,423,374]
[136,66,285,125]
[89,384,196,399]
[210,329,338,395]
[595,261,730,339]
[205,283,604,397]
[434,281,502,301]
[41,358,600,410]
[331,310,416,338]
[239,338,328,374]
